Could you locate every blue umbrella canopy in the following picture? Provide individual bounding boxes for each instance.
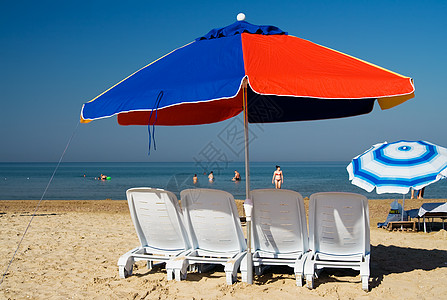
[347,140,447,195]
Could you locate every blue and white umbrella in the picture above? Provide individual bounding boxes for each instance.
[347,140,447,195]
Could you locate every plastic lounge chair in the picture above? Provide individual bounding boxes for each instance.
[167,189,247,284]
[304,192,370,291]
[240,189,309,286]
[118,188,191,279]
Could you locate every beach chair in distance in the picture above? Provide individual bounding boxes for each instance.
[240,189,309,286]
[304,192,370,291]
[118,188,191,280]
[167,189,247,284]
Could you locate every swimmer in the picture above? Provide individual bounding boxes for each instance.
[208,171,214,182]
[272,165,283,189]
[232,170,241,181]
[193,174,198,184]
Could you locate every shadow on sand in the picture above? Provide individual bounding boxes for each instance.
[369,243,447,289]
[293,244,447,290]
[127,244,447,290]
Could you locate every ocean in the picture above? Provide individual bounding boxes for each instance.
[1,162,446,200]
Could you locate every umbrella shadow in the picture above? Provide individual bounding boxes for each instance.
[369,244,447,289]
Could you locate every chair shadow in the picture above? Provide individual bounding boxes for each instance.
[131,263,166,278]
[129,245,447,289]
[369,244,447,289]
[245,243,447,289]
[255,265,295,285]
[307,244,447,290]
[132,264,229,282]
[179,265,230,282]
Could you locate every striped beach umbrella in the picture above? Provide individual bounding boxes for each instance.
[81,15,415,284]
[347,140,447,195]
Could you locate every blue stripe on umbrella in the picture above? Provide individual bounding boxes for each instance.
[373,141,438,166]
[352,158,439,187]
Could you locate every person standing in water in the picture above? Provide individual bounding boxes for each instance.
[208,171,214,182]
[272,165,283,189]
[232,170,241,181]
[193,174,198,184]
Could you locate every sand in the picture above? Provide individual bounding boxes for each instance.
[1,198,447,299]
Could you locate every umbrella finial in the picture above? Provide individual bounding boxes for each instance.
[237,13,246,21]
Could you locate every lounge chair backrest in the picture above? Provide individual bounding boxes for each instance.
[309,192,370,255]
[180,189,246,253]
[126,188,190,251]
[251,189,309,254]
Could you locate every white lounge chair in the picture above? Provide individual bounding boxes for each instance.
[118,188,191,280]
[304,192,370,291]
[167,189,247,284]
[240,189,309,286]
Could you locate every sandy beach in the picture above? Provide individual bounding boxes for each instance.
[1,198,447,299]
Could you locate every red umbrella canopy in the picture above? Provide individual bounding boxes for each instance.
[80,20,414,126]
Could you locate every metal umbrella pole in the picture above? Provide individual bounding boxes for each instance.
[242,77,253,284]
[402,194,406,222]
[398,194,406,230]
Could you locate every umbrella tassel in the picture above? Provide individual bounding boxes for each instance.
[147,91,164,155]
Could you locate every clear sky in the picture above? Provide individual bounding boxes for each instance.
[1,0,446,162]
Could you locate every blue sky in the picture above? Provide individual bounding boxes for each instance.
[1,0,446,162]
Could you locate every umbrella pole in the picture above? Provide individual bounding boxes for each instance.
[242,78,253,284]
[402,194,406,222]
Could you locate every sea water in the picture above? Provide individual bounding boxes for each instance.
[0,162,446,200]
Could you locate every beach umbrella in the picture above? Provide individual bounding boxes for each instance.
[347,140,447,221]
[80,15,415,284]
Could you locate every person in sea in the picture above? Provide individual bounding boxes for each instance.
[208,171,214,182]
[193,174,198,184]
[272,165,283,189]
[232,170,241,181]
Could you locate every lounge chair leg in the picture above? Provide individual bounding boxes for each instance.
[118,256,134,279]
[295,273,303,287]
[174,269,183,281]
[226,271,237,285]
[362,275,369,291]
[119,264,133,279]
[306,274,314,289]
[166,269,173,281]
